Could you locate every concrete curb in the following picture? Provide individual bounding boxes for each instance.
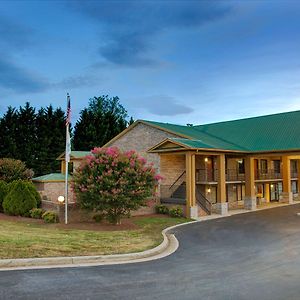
[0,221,191,271]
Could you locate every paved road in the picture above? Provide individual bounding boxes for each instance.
[2,205,300,300]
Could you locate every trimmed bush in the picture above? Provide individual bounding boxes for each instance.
[30,208,44,219]
[42,211,59,223]
[169,207,184,218]
[93,213,104,223]
[3,181,37,216]
[155,205,169,215]
[26,183,42,208]
[0,181,9,211]
[8,180,41,208]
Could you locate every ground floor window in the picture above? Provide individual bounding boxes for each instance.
[226,183,245,202]
[270,182,282,201]
[292,181,298,194]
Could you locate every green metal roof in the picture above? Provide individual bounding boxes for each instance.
[144,110,300,152]
[57,151,91,160]
[32,173,72,182]
[70,151,91,158]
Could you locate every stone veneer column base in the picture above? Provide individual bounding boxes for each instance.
[280,192,293,204]
[215,202,228,215]
[190,206,198,219]
[244,197,257,210]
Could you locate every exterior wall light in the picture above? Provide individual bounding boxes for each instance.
[204,157,209,163]
[58,195,65,203]
[270,184,274,189]
[207,187,211,193]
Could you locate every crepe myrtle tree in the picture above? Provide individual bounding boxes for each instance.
[73,147,162,224]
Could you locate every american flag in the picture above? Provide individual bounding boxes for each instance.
[66,93,71,126]
[65,93,71,163]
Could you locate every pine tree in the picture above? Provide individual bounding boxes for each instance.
[0,107,18,159]
[16,102,37,169]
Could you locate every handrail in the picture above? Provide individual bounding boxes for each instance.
[169,171,186,190]
[195,187,211,215]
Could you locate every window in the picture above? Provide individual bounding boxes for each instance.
[238,159,245,174]
[273,160,281,174]
[260,159,268,174]
[292,181,298,194]
[291,160,298,174]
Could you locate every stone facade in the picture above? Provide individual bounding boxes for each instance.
[160,154,186,186]
[108,122,180,172]
[35,181,75,204]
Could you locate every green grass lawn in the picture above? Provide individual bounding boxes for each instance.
[0,216,191,259]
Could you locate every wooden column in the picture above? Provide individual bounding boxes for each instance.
[61,161,66,174]
[297,159,300,196]
[185,152,196,217]
[216,154,226,203]
[244,156,256,209]
[265,183,270,203]
[282,156,292,203]
[215,154,228,215]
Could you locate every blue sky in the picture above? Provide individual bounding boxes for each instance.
[1,0,300,125]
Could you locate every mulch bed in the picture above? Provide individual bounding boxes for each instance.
[0,213,167,232]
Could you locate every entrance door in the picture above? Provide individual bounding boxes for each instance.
[270,182,282,201]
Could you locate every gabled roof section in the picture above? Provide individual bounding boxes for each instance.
[105,110,300,153]
[193,110,300,152]
[57,151,91,160]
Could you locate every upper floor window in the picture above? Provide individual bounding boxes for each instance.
[291,160,298,174]
[238,159,245,174]
[260,159,268,174]
[273,160,281,174]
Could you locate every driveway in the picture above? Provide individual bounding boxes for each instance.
[1,204,300,300]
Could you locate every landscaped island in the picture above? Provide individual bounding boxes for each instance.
[0,214,190,259]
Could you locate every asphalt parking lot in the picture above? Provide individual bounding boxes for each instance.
[2,204,300,300]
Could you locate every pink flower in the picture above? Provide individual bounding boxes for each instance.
[106,147,119,157]
[138,157,147,164]
[154,174,164,181]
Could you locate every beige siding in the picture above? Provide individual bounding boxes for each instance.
[160,154,186,186]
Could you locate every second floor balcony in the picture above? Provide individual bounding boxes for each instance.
[196,168,293,183]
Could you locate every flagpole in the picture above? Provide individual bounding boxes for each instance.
[65,122,69,225]
[65,93,71,225]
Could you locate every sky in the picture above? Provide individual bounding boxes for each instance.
[1,0,300,125]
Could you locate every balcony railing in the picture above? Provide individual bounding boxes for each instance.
[291,171,298,178]
[195,168,294,182]
[255,169,282,180]
[196,169,218,182]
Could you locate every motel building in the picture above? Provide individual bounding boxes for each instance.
[33,110,300,218]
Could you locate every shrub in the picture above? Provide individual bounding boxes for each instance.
[3,181,37,216]
[0,158,33,183]
[155,204,169,215]
[8,180,41,208]
[168,207,184,218]
[73,147,162,225]
[30,208,44,219]
[0,181,9,211]
[42,211,59,223]
[93,213,104,223]
[26,182,42,208]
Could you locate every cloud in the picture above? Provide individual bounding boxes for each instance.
[53,75,99,89]
[0,15,33,51]
[0,16,48,94]
[0,57,49,93]
[70,1,232,67]
[131,95,194,116]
